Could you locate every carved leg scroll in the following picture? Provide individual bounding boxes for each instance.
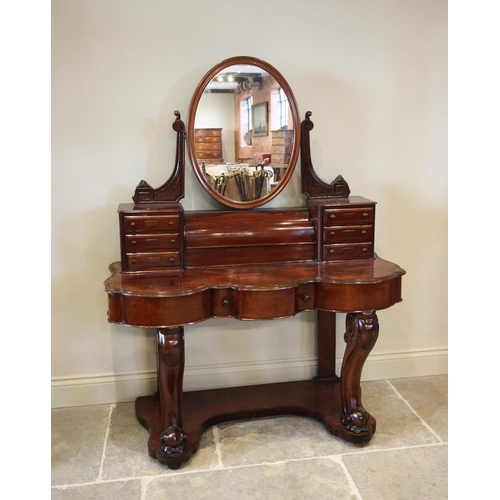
[340,312,379,437]
[157,327,187,465]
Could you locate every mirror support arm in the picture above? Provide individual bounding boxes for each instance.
[300,111,350,199]
[132,111,185,205]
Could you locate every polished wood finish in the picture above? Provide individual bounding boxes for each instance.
[106,257,404,327]
[132,111,185,204]
[184,208,315,267]
[307,196,376,262]
[119,203,184,274]
[186,56,301,209]
[301,111,351,198]
[106,84,405,468]
[136,376,376,468]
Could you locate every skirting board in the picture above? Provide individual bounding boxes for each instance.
[51,348,447,408]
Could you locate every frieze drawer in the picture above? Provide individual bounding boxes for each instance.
[124,234,180,252]
[323,242,373,260]
[123,215,180,232]
[323,208,374,225]
[323,225,373,243]
[125,252,180,269]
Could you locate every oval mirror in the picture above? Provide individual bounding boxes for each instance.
[187,56,300,209]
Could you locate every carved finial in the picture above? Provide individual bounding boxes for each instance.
[133,111,185,204]
[303,111,314,132]
[300,112,350,198]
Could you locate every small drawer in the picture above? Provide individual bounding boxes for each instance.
[323,242,373,260]
[323,225,373,243]
[123,215,180,232]
[323,207,374,225]
[295,282,316,312]
[124,233,179,252]
[125,252,180,269]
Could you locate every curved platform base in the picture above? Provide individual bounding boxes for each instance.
[135,378,376,469]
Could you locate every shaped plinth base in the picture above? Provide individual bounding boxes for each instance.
[135,378,376,469]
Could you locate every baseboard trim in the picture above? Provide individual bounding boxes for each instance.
[51,348,448,408]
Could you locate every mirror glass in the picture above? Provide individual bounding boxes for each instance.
[187,57,300,209]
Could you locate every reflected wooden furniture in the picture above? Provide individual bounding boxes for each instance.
[193,128,223,163]
[271,129,293,166]
[105,110,405,469]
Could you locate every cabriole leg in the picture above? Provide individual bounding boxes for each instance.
[340,312,379,436]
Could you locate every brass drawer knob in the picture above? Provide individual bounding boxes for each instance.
[131,259,137,264]
[169,257,175,263]
[130,222,136,227]
[169,221,174,226]
[131,240,136,245]
[222,299,229,306]
[170,239,176,245]
[330,214,336,219]
[302,295,310,302]
[329,249,335,254]
[362,248,368,252]
[363,213,369,217]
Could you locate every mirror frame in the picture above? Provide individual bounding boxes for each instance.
[187,56,301,209]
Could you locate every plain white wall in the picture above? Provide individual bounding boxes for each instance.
[51,0,447,407]
[195,93,236,161]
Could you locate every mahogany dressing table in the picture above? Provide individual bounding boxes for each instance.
[104,57,405,469]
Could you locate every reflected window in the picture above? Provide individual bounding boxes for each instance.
[240,95,253,147]
[246,96,253,132]
[278,88,288,129]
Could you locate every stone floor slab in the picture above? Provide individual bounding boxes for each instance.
[342,444,448,500]
[390,375,448,441]
[52,405,111,486]
[145,458,359,500]
[101,402,219,479]
[52,480,141,499]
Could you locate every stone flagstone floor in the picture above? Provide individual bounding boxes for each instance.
[52,375,448,499]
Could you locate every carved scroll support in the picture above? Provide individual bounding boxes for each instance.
[300,111,350,198]
[132,111,185,204]
[156,327,187,468]
[340,312,379,436]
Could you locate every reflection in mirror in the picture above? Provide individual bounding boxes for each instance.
[188,58,299,209]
